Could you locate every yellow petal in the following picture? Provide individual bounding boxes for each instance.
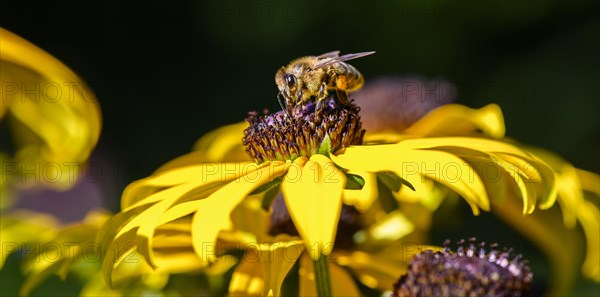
[0,210,59,268]
[394,177,446,210]
[495,152,556,214]
[229,250,264,297]
[231,194,271,243]
[21,215,109,296]
[368,211,415,242]
[192,162,289,263]
[336,250,407,291]
[281,155,346,259]
[579,200,600,281]
[396,137,529,157]
[192,122,250,162]
[116,181,217,269]
[577,169,600,196]
[299,254,361,296]
[492,194,583,295]
[403,104,505,138]
[122,162,258,209]
[258,241,304,297]
[1,28,101,189]
[152,221,203,273]
[332,145,490,214]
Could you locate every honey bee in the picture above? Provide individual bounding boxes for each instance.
[275,50,375,114]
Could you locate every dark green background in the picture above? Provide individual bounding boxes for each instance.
[1,0,599,295]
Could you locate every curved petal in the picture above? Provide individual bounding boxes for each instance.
[281,155,346,259]
[122,162,258,209]
[492,194,582,296]
[1,28,101,189]
[403,104,505,138]
[257,241,304,297]
[192,122,250,162]
[397,138,557,213]
[332,145,490,214]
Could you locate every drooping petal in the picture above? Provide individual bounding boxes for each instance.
[332,145,490,214]
[402,104,505,138]
[394,138,556,214]
[281,155,346,259]
[257,241,304,297]
[526,148,600,281]
[492,194,583,296]
[152,219,205,273]
[100,162,285,284]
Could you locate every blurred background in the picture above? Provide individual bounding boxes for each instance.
[1,0,599,295]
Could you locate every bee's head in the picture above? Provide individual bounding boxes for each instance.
[275,68,302,104]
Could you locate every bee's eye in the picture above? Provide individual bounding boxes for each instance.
[285,74,296,88]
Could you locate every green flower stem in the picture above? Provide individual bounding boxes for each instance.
[313,254,332,297]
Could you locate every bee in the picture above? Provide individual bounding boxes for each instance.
[275,50,375,115]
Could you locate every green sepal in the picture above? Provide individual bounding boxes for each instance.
[345,173,365,190]
[316,134,332,157]
[376,171,415,192]
[376,178,399,213]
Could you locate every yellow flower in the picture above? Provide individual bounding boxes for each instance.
[17,210,231,296]
[0,28,101,192]
[359,96,600,294]
[99,98,559,295]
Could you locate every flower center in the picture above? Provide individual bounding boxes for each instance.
[393,238,533,297]
[243,97,365,163]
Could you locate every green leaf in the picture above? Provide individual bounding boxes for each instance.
[316,134,332,157]
[376,178,399,213]
[377,171,415,192]
[345,173,365,190]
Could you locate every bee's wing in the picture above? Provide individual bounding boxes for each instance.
[316,50,341,59]
[313,51,376,69]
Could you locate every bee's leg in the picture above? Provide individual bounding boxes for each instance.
[318,82,327,100]
[315,82,327,111]
[278,92,291,117]
[336,89,351,106]
[316,99,323,111]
